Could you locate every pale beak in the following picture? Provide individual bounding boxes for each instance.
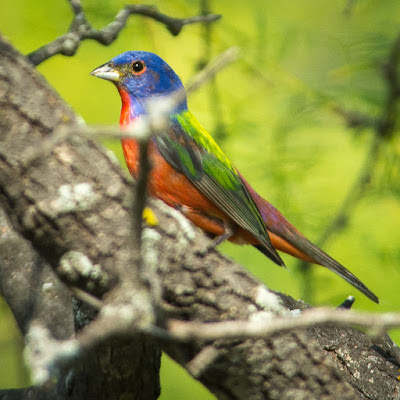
[90,63,121,82]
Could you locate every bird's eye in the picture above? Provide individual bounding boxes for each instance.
[131,60,146,75]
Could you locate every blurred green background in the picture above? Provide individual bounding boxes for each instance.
[1,0,400,398]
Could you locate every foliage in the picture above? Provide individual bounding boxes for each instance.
[1,0,399,398]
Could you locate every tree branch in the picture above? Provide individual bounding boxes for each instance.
[0,32,161,400]
[168,308,400,341]
[27,0,221,66]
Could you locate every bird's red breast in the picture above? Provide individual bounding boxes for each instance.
[118,88,236,240]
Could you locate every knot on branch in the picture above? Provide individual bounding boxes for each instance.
[60,33,81,56]
[58,251,109,293]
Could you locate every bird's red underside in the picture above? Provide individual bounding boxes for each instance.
[121,137,315,263]
[119,85,314,263]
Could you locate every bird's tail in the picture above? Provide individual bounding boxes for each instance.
[240,175,379,303]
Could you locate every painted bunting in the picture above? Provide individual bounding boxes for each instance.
[91,51,378,303]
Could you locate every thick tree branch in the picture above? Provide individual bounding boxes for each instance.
[0,33,161,400]
[27,0,221,66]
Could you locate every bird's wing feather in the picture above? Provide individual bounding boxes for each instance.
[154,111,284,266]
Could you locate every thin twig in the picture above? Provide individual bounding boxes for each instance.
[186,47,240,94]
[186,345,220,378]
[37,305,400,369]
[132,137,151,253]
[70,286,103,310]
[168,308,400,341]
[28,0,221,66]
[25,303,400,386]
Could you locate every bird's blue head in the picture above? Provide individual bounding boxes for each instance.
[91,51,188,118]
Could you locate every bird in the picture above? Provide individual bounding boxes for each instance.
[91,51,378,303]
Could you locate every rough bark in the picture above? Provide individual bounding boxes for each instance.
[0,34,399,400]
[0,34,160,400]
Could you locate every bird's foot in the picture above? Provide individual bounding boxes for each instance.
[197,225,235,256]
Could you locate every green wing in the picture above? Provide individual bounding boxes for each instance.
[154,111,284,266]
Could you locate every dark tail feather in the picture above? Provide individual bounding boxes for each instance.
[240,174,379,303]
[253,244,287,269]
[277,230,379,303]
